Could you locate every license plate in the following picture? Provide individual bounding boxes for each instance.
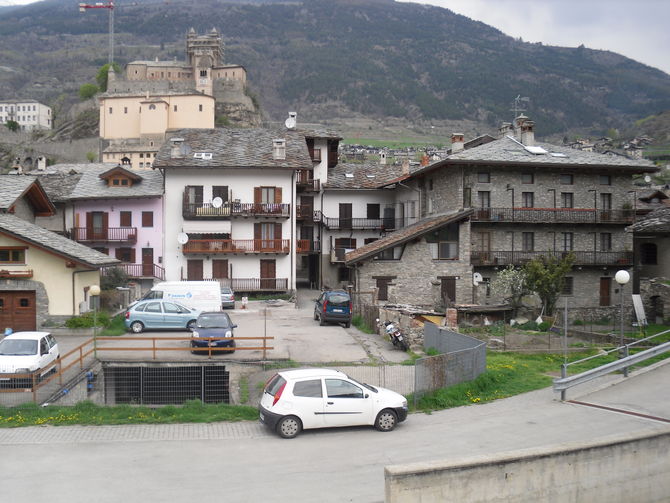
[333,308,343,312]
[259,412,265,422]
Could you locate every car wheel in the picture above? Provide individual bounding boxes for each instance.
[130,321,144,333]
[186,320,197,330]
[375,409,398,432]
[319,314,326,326]
[276,416,302,439]
[344,321,351,329]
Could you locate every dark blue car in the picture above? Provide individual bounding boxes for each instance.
[314,290,352,328]
[190,311,237,354]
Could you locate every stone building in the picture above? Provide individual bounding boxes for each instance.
[0,99,52,131]
[345,116,659,313]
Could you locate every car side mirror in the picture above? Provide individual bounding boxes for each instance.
[364,394,369,399]
[232,324,238,328]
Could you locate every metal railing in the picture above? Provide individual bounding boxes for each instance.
[70,227,138,243]
[218,277,289,291]
[553,329,670,400]
[183,239,290,254]
[471,250,633,266]
[182,201,290,219]
[102,263,165,280]
[321,216,404,231]
[471,207,634,224]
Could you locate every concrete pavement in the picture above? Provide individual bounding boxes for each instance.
[1,359,668,503]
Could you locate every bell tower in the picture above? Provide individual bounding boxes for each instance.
[186,28,224,95]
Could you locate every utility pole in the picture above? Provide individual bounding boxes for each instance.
[79,1,115,64]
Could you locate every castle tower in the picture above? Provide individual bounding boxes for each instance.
[187,28,224,95]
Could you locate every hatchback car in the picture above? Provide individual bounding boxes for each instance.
[259,368,408,438]
[0,332,60,386]
[221,287,236,309]
[314,290,352,328]
[124,299,200,333]
[190,311,237,354]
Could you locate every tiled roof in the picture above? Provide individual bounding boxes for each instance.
[325,162,408,189]
[67,165,164,200]
[345,209,474,264]
[29,171,83,202]
[413,136,657,177]
[297,127,342,140]
[0,214,119,267]
[153,128,313,170]
[0,176,37,209]
[627,207,670,234]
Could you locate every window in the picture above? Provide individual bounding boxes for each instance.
[562,277,574,295]
[112,179,120,186]
[108,107,112,114]
[200,70,207,77]
[477,172,490,183]
[163,302,188,314]
[522,192,534,208]
[325,379,363,399]
[438,242,459,259]
[375,277,394,301]
[124,107,128,114]
[174,105,178,112]
[115,247,134,262]
[0,248,26,263]
[198,104,203,112]
[562,232,574,251]
[600,193,612,210]
[599,175,612,185]
[144,302,161,313]
[142,211,154,227]
[120,211,132,227]
[337,266,352,282]
[367,203,380,220]
[293,379,323,398]
[640,243,657,265]
[600,233,612,251]
[521,173,534,184]
[522,232,534,252]
[477,191,490,208]
[149,104,156,110]
[212,185,229,202]
[561,192,574,208]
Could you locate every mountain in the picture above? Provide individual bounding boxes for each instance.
[1,0,669,138]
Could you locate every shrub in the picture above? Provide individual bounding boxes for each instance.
[79,83,99,100]
[65,311,111,329]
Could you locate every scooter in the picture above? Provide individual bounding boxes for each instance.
[376,319,409,351]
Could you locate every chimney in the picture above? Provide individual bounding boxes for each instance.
[498,122,513,138]
[514,114,529,139]
[520,120,535,146]
[380,151,387,165]
[170,137,185,158]
[273,139,286,160]
[451,133,464,153]
[402,158,410,175]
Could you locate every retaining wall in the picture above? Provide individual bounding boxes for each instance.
[384,428,670,503]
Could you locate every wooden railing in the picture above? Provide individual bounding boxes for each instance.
[183,239,290,254]
[70,227,138,243]
[0,269,33,278]
[296,170,320,191]
[102,263,165,280]
[182,201,290,219]
[321,216,404,231]
[470,208,634,224]
[471,250,633,266]
[297,240,321,253]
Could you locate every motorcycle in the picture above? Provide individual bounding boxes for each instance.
[376,319,409,351]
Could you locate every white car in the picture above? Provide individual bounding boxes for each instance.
[259,368,408,438]
[0,332,60,386]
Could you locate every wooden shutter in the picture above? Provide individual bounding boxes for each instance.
[274,223,281,238]
[254,223,261,240]
[254,187,261,204]
[212,259,229,279]
[130,248,136,264]
[187,260,203,281]
[274,187,282,203]
[120,211,132,227]
[142,211,153,227]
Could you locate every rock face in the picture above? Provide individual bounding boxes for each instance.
[213,79,262,127]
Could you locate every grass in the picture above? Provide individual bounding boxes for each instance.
[0,400,258,428]
[99,314,126,336]
[246,293,292,301]
[239,376,250,405]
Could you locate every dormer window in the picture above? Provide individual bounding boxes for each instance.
[273,139,286,160]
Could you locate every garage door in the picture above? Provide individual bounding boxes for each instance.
[0,291,37,332]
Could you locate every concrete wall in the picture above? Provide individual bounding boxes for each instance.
[385,429,670,503]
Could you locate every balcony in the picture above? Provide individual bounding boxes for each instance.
[296,170,320,191]
[70,227,137,243]
[182,201,290,220]
[331,247,355,263]
[102,263,165,280]
[0,269,33,279]
[470,250,633,267]
[183,239,290,254]
[471,208,634,225]
[297,240,321,253]
[296,205,319,221]
[217,277,288,292]
[321,216,404,231]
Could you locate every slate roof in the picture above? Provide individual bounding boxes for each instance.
[413,135,657,177]
[153,128,313,170]
[298,127,342,140]
[29,171,83,203]
[345,209,474,265]
[0,176,38,209]
[627,207,670,234]
[67,165,164,200]
[325,162,408,189]
[0,214,119,267]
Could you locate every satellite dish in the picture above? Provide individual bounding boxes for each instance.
[285,117,296,129]
[644,175,651,183]
[473,272,483,286]
[212,197,223,208]
[177,232,189,245]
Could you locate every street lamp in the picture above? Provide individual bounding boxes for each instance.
[90,284,101,357]
[614,270,630,376]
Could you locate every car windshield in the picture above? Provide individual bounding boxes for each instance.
[327,294,350,306]
[347,375,378,393]
[221,288,233,295]
[0,339,38,356]
[264,374,286,395]
[197,314,231,328]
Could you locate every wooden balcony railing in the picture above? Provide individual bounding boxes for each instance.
[297,240,321,253]
[471,208,634,224]
[296,170,320,191]
[102,263,165,280]
[70,227,137,243]
[471,250,633,267]
[321,216,405,231]
[182,201,290,219]
[216,277,289,292]
[0,269,32,279]
[296,205,316,220]
[183,239,290,254]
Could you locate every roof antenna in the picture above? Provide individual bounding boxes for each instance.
[511,95,530,121]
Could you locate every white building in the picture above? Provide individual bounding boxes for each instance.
[0,100,52,131]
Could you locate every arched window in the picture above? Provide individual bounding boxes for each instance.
[640,243,657,265]
[148,104,156,111]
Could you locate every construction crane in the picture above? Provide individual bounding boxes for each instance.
[79,1,115,64]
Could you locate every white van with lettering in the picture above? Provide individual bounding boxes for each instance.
[139,281,222,312]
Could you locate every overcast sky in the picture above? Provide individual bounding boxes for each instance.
[401,0,670,75]
[1,0,668,75]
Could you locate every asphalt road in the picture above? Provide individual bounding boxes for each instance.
[1,360,669,503]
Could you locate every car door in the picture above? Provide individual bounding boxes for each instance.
[291,378,325,429]
[141,301,164,328]
[323,378,375,427]
[163,301,188,328]
[37,336,52,374]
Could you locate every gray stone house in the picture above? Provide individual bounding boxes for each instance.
[345,116,659,313]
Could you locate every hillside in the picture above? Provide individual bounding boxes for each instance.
[1,0,669,138]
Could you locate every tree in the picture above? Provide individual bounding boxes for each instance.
[524,253,575,316]
[86,151,97,163]
[79,83,99,100]
[101,267,129,290]
[5,120,19,132]
[491,266,530,316]
[96,62,122,92]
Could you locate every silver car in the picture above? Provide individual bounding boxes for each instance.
[221,287,236,309]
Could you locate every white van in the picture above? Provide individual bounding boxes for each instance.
[140,281,222,312]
